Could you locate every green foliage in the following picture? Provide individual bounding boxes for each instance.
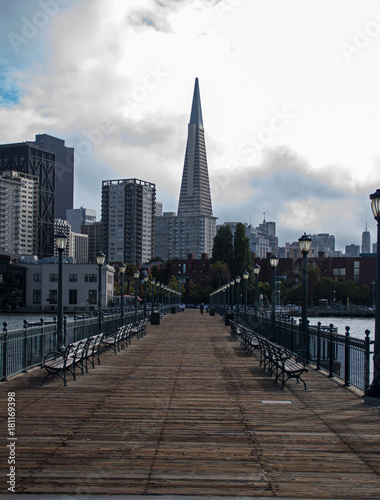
[211,225,233,270]
[233,222,252,277]
[209,261,231,289]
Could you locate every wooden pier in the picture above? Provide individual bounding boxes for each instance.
[1,310,380,499]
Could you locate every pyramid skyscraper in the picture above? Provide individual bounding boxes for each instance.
[155,78,217,260]
[178,78,213,217]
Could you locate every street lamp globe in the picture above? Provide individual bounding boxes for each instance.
[96,252,106,266]
[299,233,312,255]
[270,255,279,268]
[253,264,261,276]
[243,270,249,281]
[55,233,68,251]
[370,189,380,220]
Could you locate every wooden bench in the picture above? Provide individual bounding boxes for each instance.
[130,318,148,342]
[230,322,308,390]
[41,334,105,386]
[41,339,87,387]
[102,324,132,354]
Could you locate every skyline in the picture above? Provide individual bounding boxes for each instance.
[1,1,380,252]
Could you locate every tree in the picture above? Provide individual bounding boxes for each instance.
[233,222,252,278]
[209,261,231,289]
[211,225,234,270]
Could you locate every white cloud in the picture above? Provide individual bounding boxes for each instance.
[1,0,380,251]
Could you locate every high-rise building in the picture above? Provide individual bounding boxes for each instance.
[0,171,39,256]
[362,222,371,254]
[102,178,156,265]
[34,134,74,220]
[81,221,102,264]
[66,207,97,233]
[155,78,217,260]
[0,142,55,257]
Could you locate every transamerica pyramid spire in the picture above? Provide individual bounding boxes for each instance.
[177,78,213,217]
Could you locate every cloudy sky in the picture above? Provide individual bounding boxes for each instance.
[1,0,380,252]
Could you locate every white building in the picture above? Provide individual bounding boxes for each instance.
[0,171,39,256]
[24,262,115,312]
[54,219,89,263]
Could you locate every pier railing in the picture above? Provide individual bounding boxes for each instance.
[215,306,373,393]
[0,307,152,381]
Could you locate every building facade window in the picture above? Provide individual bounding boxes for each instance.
[69,274,78,282]
[33,289,41,304]
[49,273,58,282]
[85,274,97,282]
[33,274,41,282]
[354,261,360,283]
[69,289,77,305]
[333,268,346,282]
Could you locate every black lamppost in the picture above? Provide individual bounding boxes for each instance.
[119,263,126,326]
[226,283,230,311]
[367,189,380,398]
[235,275,241,320]
[55,233,68,351]
[151,278,155,312]
[156,281,160,312]
[142,271,148,318]
[270,255,279,338]
[299,233,312,361]
[372,280,375,309]
[253,264,261,321]
[230,280,235,313]
[243,270,249,314]
[96,251,106,333]
[134,269,140,323]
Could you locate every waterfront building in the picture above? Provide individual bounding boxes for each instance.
[33,134,74,221]
[0,141,55,258]
[66,207,96,233]
[155,78,217,260]
[101,178,156,265]
[24,261,114,312]
[0,171,39,256]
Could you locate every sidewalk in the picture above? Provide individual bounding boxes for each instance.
[0,310,379,499]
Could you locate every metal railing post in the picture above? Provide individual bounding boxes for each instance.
[344,326,351,386]
[364,329,371,393]
[23,320,28,373]
[1,322,7,381]
[316,322,321,370]
[328,323,334,377]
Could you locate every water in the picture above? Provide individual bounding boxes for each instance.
[0,312,76,331]
[309,316,375,341]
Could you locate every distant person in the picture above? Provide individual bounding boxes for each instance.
[200,303,204,314]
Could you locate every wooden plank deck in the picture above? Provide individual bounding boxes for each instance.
[0,310,380,499]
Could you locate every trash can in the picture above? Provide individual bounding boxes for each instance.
[225,312,234,326]
[210,307,215,316]
[151,311,160,325]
